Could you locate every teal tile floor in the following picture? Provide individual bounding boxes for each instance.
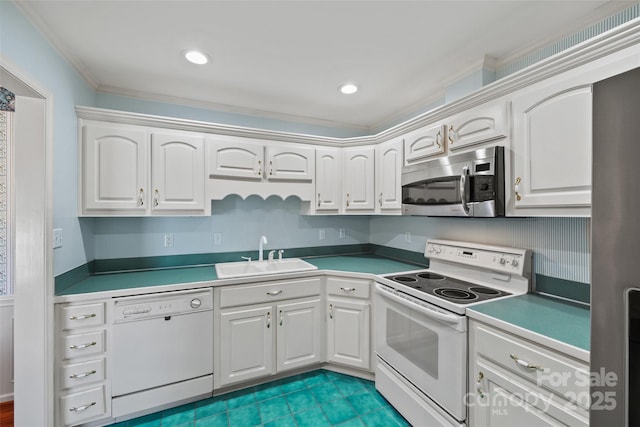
[112,369,410,427]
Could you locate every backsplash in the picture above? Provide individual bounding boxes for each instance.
[370,216,590,284]
[93,196,370,260]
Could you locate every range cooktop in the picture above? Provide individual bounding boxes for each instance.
[383,270,511,305]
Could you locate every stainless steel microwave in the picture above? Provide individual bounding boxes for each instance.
[401,146,505,217]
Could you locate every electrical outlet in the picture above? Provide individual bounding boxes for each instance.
[164,233,174,248]
[404,231,411,243]
[319,229,326,240]
[213,232,222,245]
[339,228,346,239]
[53,228,63,249]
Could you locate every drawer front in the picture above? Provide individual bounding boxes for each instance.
[60,385,107,426]
[474,322,590,409]
[219,278,321,308]
[62,330,106,360]
[61,358,106,390]
[327,277,370,299]
[60,303,105,330]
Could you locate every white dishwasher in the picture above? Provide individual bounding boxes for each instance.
[111,288,214,420]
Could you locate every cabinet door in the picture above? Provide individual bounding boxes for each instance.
[403,122,445,165]
[512,82,592,211]
[82,124,147,212]
[265,144,315,182]
[327,299,370,369]
[315,148,343,213]
[447,101,508,151]
[375,138,402,212]
[276,299,323,372]
[208,138,264,180]
[219,305,274,387]
[344,147,375,212]
[151,132,205,212]
[470,361,588,427]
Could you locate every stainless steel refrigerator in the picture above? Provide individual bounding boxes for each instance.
[592,66,640,426]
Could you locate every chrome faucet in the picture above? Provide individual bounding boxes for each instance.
[258,235,268,261]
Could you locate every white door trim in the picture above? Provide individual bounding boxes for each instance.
[1,57,54,426]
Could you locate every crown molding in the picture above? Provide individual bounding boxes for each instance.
[78,17,640,148]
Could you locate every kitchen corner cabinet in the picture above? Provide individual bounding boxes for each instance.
[55,300,111,426]
[214,278,324,388]
[315,147,343,213]
[80,121,207,216]
[468,319,589,427]
[344,147,375,213]
[326,277,371,370]
[375,138,403,213]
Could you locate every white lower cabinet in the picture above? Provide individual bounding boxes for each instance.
[215,278,324,388]
[326,277,371,370]
[468,319,589,427]
[55,300,111,427]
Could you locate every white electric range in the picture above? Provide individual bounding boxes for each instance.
[374,239,531,427]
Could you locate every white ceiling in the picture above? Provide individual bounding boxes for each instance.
[17,0,629,132]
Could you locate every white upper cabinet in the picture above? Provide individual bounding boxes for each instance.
[509,47,640,216]
[344,147,375,212]
[511,81,592,212]
[315,147,343,213]
[447,101,508,151]
[403,122,446,165]
[151,132,205,212]
[80,122,208,216]
[403,101,509,167]
[82,124,148,213]
[375,138,403,213]
[265,144,315,182]
[208,138,264,180]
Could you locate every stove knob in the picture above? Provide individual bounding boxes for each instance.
[499,257,506,265]
[427,246,435,253]
[435,246,442,254]
[511,259,519,267]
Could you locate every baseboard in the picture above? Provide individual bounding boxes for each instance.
[0,394,13,403]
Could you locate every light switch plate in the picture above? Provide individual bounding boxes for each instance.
[53,228,63,249]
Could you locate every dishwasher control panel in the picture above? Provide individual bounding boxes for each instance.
[113,288,213,323]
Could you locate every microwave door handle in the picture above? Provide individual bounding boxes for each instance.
[460,166,470,216]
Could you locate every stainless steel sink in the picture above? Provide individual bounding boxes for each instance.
[215,258,318,279]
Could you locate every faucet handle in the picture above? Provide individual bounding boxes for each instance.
[278,249,284,261]
[268,250,276,261]
[241,256,252,262]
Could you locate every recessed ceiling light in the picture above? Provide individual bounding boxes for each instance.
[184,50,209,65]
[339,83,358,95]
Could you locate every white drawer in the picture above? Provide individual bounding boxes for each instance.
[61,358,106,390]
[60,303,105,330]
[60,385,108,426]
[327,277,370,299]
[62,330,105,360]
[473,322,590,410]
[219,277,321,308]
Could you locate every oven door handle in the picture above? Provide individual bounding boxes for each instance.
[375,284,462,325]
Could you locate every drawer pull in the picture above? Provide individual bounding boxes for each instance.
[266,290,283,296]
[69,313,97,321]
[340,287,356,292]
[69,402,96,412]
[69,370,97,379]
[510,353,543,371]
[69,341,97,350]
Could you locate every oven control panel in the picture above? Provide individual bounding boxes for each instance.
[425,240,530,276]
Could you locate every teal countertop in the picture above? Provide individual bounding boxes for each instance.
[56,254,422,296]
[468,293,590,352]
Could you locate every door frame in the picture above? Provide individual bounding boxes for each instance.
[1,57,54,426]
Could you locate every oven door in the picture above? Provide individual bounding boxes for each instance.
[374,284,467,422]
